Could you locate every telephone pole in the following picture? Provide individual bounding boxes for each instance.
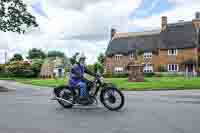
[193,12,200,76]
[4,50,7,64]
[197,28,199,76]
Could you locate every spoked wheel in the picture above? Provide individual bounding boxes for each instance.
[57,89,74,108]
[100,88,124,111]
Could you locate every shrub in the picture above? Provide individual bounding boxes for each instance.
[5,61,35,78]
[154,73,163,77]
[113,73,129,78]
[159,73,183,77]
[158,65,167,72]
[0,72,9,77]
[0,64,5,73]
[103,73,128,78]
[144,73,155,77]
[65,67,70,72]
[103,73,113,78]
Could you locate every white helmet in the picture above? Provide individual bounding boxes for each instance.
[77,52,86,65]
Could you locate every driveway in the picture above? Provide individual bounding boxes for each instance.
[0,80,200,133]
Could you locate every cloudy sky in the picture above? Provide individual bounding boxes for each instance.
[0,0,200,64]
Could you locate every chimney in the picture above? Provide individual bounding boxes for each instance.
[111,28,116,40]
[193,12,200,30]
[4,51,7,64]
[192,12,200,45]
[161,16,167,31]
[195,12,200,19]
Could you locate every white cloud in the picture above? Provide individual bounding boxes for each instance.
[168,0,200,5]
[0,0,142,64]
[129,0,200,30]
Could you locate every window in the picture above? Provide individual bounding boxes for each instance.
[130,52,134,59]
[115,54,122,61]
[168,49,177,56]
[143,64,153,73]
[114,67,123,73]
[144,52,152,59]
[168,64,179,72]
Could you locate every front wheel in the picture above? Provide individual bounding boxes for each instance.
[100,87,124,111]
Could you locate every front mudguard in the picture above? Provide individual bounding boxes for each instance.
[100,83,118,100]
[102,82,116,89]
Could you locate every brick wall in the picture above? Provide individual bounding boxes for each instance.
[105,48,198,73]
[105,54,132,73]
[158,48,197,72]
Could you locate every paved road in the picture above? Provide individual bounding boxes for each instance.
[0,80,200,133]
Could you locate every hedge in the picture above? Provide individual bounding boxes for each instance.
[103,73,128,78]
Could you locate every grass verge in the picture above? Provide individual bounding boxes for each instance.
[1,77,200,91]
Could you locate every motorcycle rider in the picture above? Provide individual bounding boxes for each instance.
[68,52,96,101]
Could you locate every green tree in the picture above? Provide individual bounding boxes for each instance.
[27,48,46,59]
[87,64,95,73]
[94,53,105,74]
[94,62,104,74]
[47,51,65,58]
[10,53,23,62]
[0,0,38,33]
[97,53,105,65]
[69,52,79,65]
[31,59,44,77]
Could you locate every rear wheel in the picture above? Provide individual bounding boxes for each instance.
[100,87,124,111]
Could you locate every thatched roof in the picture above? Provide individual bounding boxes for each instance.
[106,21,197,56]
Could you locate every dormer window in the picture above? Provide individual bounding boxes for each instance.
[168,49,177,56]
[130,52,134,60]
[115,54,122,61]
[144,52,152,59]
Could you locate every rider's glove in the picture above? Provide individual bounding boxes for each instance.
[95,73,101,78]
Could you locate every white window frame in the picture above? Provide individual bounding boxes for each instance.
[130,52,134,60]
[168,49,178,56]
[168,64,179,72]
[144,52,152,59]
[114,67,124,73]
[115,54,122,61]
[143,64,153,73]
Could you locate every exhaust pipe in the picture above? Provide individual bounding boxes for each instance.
[55,97,73,104]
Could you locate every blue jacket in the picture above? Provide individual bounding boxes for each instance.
[68,64,94,87]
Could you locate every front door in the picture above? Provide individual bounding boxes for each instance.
[186,64,193,72]
[185,64,196,77]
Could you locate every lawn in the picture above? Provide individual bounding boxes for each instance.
[106,77,200,90]
[2,76,200,90]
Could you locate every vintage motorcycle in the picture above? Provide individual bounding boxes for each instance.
[52,74,125,111]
